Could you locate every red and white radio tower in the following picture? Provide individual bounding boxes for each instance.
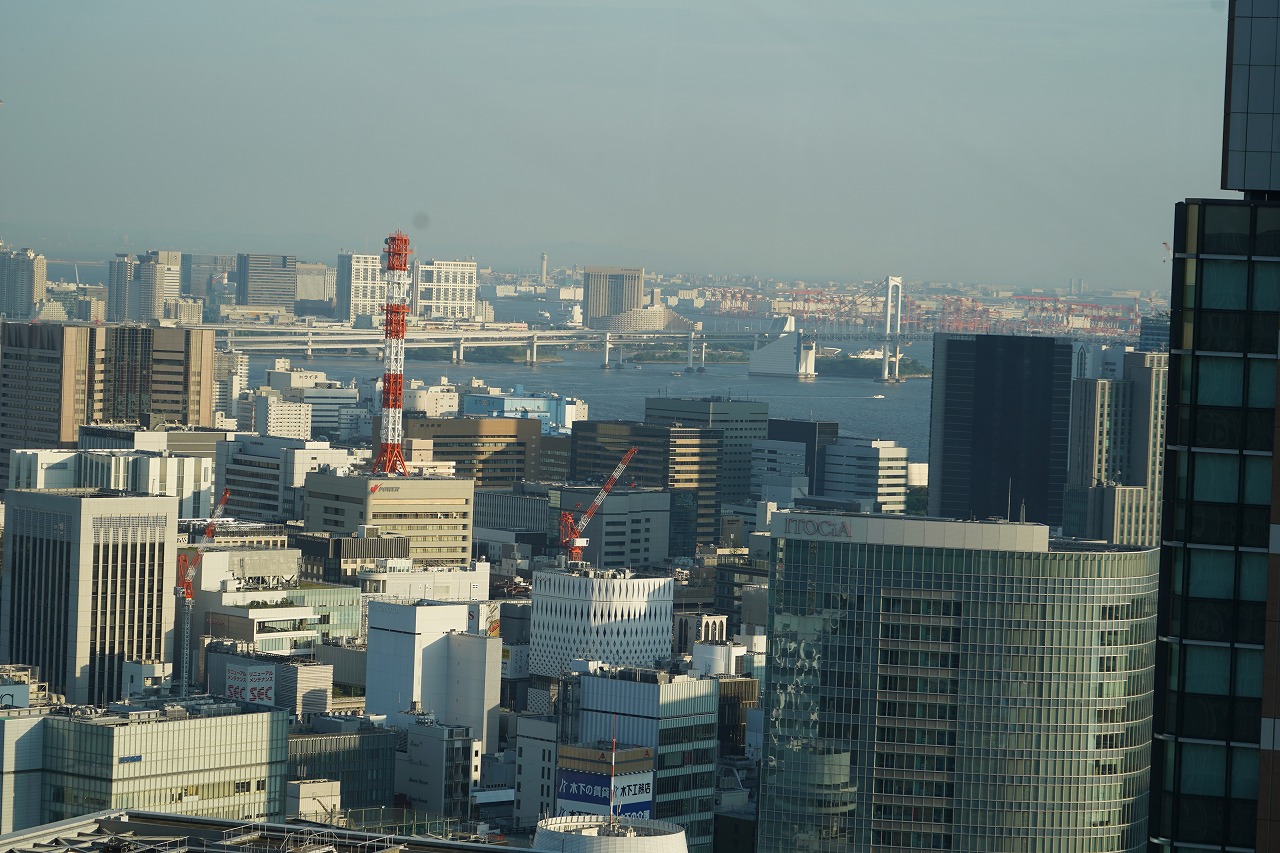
[373,229,413,475]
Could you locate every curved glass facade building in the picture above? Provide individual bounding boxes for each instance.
[756,513,1158,853]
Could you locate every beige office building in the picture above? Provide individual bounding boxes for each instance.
[302,470,474,566]
[0,489,179,706]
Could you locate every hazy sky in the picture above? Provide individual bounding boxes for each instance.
[0,1,1228,289]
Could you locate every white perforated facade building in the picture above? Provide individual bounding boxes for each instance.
[527,569,673,713]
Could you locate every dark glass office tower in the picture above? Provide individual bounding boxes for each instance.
[927,333,1073,526]
[1150,6,1280,850]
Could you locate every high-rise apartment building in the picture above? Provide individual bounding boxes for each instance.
[0,489,179,706]
[583,266,644,328]
[236,254,297,306]
[1148,9,1280,849]
[106,253,138,321]
[411,258,478,320]
[756,511,1158,852]
[644,396,768,504]
[137,250,182,321]
[1062,350,1168,546]
[928,333,1073,525]
[571,420,722,556]
[181,252,238,302]
[0,247,47,320]
[213,348,249,420]
[336,252,383,322]
[0,322,215,485]
[102,325,216,427]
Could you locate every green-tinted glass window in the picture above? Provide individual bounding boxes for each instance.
[1188,548,1234,599]
[1184,645,1231,695]
[1254,262,1280,310]
[1193,453,1240,502]
[1197,357,1245,407]
[1202,204,1251,255]
[1181,742,1228,796]
[1240,552,1268,601]
[1244,455,1272,505]
[1247,359,1277,407]
[1201,260,1248,309]
[1235,648,1263,699]
[1231,746,1260,798]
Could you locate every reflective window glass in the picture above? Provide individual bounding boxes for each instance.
[1180,742,1228,795]
[1197,358,1245,406]
[1188,548,1234,598]
[1193,453,1239,502]
[1185,645,1231,695]
[1201,260,1249,309]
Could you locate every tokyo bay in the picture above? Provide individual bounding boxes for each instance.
[248,345,934,461]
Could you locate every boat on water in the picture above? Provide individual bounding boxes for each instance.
[671,371,683,377]
[872,394,885,399]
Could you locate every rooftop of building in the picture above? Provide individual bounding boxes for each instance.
[0,811,509,853]
[0,695,274,726]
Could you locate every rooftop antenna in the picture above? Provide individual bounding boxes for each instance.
[610,713,618,829]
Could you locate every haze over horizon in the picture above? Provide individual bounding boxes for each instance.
[0,1,1227,288]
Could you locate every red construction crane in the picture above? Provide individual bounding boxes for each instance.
[559,447,638,564]
[373,229,413,475]
[175,487,230,697]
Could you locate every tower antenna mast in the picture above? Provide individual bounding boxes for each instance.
[373,230,413,475]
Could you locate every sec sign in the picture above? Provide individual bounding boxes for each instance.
[225,665,275,706]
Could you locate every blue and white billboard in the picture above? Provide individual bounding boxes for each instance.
[555,768,654,819]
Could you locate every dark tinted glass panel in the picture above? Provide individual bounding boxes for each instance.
[1184,598,1235,640]
[1188,505,1240,547]
[1245,409,1275,450]
[1256,206,1280,255]
[1176,795,1227,843]
[1227,801,1258,847]
[1193,409,1243,448]
[1198,311,1251,352]
[1203,204,1251,255]
[1236,602,1266,645]
[1241,506,1270,547]
[1249,312,1279,353]
[1232,697,1262,744]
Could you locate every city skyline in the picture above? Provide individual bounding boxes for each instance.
[0,1,1225,288]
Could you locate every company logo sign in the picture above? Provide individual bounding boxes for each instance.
[225,664,275,706]
[782,516,854,539]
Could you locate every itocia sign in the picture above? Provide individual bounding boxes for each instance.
[783,516,854,538]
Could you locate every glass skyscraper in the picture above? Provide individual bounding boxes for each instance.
[756,512,1157,853]
[1148,4,1280,850]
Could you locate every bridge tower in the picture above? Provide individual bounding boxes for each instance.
[880,275,904,383]
[373,230,413,475]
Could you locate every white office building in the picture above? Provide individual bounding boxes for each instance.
[365,600,501,751]
[411,259,478,320]
[821,437,909,512]
[528,569,673,712]
[336,253,385,323]
[216,434,362,523]
[1,490,178,706]
[9,448,215,518]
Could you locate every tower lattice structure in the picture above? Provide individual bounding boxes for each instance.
[373,230,412,475]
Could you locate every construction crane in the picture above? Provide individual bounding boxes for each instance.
[559,447,638,565]
[175,487,230,697]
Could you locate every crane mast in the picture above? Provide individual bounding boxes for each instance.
[175,487,230,698]
[373,229,413,476]
[559,446,638,564]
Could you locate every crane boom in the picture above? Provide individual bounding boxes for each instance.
[559,447,637,564]
[175,487,231,697]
